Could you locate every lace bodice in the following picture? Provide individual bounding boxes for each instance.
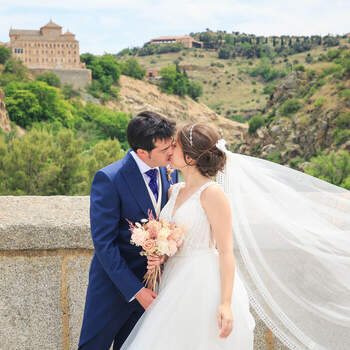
[159,181,217,256]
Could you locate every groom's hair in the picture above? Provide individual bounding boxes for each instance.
[127,111,176,152]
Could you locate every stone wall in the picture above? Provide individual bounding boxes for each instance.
[0,88,11,133]
[0,196,288,350]
[30,68,92,89]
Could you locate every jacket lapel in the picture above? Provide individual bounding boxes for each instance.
[122,151,156,218]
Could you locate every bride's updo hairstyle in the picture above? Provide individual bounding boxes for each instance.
[177,123,226,178]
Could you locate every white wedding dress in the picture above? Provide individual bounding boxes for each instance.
[121,181,255,349]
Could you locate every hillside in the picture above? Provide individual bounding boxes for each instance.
[109,75,246,145]
[234,57,350,173]
[123,37,349,120]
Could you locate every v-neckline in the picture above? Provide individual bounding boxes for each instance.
[170,181,213,220]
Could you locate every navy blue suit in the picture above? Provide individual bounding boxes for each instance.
[78,150,178,349]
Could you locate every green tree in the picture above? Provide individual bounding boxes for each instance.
[0,46,11,64]
[121,58,146,80]
[36,72,61,87]
[0,128,86,195]
[5,90,42,127]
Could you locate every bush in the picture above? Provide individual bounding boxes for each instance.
[248,114,265,133]
[36,72,61,87]
[228,115,245,123]
[294,65,305,72]
[327,49,342,61]
[266,151,282,164]
[335,113,350,128]
[280,99,302,116]
[0,46,11,64]
[305,151,350,189]
[332,129,350,146]
[120,58,146,80]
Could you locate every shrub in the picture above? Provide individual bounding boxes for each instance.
[36,72,61,87]
[305,151,350,189]
[248,114,265,133]
[335,113,350,128]
[266,151,282,164]
[280,99,302,116]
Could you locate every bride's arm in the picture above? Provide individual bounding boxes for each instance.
[201,184,234,339]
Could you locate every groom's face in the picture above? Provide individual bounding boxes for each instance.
[137,137,174,168]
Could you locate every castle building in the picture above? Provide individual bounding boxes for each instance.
[9,20,82,69]
[146,35,202,48]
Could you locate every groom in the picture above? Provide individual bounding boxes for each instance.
[78,111,178,349]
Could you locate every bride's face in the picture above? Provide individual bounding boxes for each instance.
[170,138,194,170]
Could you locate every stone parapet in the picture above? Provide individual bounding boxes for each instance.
[0,196,288,349]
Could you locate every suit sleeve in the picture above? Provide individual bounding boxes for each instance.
[90,170,144,302]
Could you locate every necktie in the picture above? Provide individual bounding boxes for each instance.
[145,169,159,201]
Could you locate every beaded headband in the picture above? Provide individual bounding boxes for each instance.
[189,124,197,146]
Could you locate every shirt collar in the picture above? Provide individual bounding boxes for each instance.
[130,150,159,175]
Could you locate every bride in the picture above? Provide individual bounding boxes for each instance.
[121,123,256,349]
[122,122,350,350]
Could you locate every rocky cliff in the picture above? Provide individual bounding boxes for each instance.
[236,70,350,168]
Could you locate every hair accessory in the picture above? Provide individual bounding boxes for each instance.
[189,124,196,146]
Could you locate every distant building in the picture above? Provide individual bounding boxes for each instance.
[5,20,91,88]
[146,35,202,48]
[8,20,83,69]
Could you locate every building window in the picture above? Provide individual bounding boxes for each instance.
[74,58,76,62]
[37,58,39,62]
[42,58,44,62]
[24,43,27,47]
[68,51,71,54]
[46,58,48,62]
[45,44,48,47]
[36,50,39,54]
[46,50,48,54]
[51,50,53,54]
[29,58,31,62]
[74,51,76,54]
[49,44,52,47]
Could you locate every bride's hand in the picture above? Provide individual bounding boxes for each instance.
[147,255,167,271]
[217,303,233,338]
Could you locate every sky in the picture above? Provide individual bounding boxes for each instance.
[0,0,349,55]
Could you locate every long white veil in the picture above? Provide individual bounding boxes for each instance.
[216,140,350,350]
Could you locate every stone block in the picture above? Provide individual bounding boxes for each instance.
[0,256,62,349]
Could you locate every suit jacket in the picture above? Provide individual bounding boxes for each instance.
[79,150,178,346]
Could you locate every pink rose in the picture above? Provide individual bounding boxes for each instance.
[168,240,178,256]
[131,228,147,246]
[142,239,156,253]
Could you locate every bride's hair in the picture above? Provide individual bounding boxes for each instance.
[177,123,226,177]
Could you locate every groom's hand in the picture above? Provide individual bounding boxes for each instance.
[135,287,157,310]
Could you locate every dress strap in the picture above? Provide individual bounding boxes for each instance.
[197,181,217,194]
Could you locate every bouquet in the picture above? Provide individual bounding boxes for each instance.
[127,210,185,292]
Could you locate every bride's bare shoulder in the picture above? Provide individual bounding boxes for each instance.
[200,183,228,208]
